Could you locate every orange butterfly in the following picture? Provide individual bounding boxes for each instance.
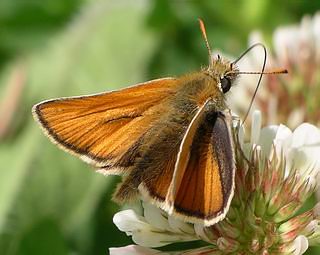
[32,20,287,226]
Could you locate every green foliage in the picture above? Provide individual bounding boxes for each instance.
[0,0,84,67]
[0,1,155,254]
[0,0,319,254]
[145,0,320,77]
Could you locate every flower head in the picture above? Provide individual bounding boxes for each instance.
[230,12,320,128]
[111,112,320,254]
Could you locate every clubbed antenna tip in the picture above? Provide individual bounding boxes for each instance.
[198,18,212,63]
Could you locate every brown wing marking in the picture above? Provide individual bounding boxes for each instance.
[142,150,178,201]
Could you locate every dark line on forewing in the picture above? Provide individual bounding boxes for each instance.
[103,114,142,124]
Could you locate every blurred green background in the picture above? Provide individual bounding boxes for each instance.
[0,1,319,254]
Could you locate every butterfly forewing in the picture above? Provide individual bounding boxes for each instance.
[33,78,179,172]
[166,98,210,205]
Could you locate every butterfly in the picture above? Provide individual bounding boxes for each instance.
[32,20,287,226]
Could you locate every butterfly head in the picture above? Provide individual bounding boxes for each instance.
[203,54,239,95]
[198,19,239,95]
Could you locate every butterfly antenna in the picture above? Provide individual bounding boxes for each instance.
[198,19,212,67]
[234,43,267,125]
[234,43,288,125]
[237,69,288,75]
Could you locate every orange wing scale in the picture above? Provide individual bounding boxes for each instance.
[174,136,224,218]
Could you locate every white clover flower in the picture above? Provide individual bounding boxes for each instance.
[229,12,320,128]
[111,111,320,254]
[112,202,200,248]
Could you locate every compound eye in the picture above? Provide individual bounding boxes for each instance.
[220,77,231,93]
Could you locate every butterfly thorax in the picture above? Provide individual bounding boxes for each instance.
[183,56,239,110]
